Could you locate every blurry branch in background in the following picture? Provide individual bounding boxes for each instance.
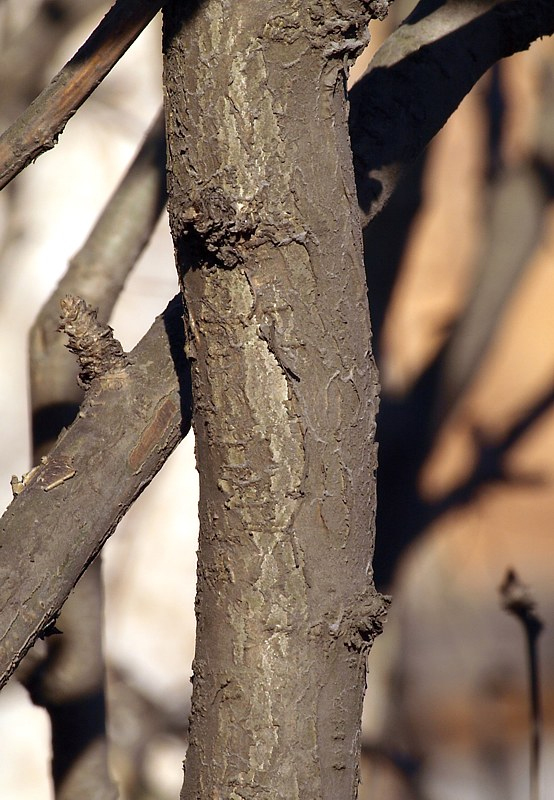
[19,108,166,800]
[350,0,554,225]
[30,108,166,458]
[500,569,544,800]
[436,63,554,424]
[435,161,548,423]
[0,0,109,125]
[0,0,165,190]
[0,293,191,691]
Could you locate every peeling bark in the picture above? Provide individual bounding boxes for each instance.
[163,3,388,798]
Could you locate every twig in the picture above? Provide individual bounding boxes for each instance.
[500,569,544,800]
[0,0,164,190]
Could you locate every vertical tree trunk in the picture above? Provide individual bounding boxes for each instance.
[163,3,388,797]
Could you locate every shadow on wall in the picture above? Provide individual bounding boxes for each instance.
[358,21,554,800]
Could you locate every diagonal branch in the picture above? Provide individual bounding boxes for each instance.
[0,0,165,190]
[350,0,554,225]
[0,294,191,690]
[2,0,554,700]
[30,108,167,457]
[0,0,109,125]
[22,108,166,799]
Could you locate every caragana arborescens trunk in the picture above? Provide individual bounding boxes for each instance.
[163,2,388,797]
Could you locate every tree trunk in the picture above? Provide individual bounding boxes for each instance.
[163,3,388,797]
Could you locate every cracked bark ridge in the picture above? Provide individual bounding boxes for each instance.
[163,3,388,799]
[59,295,126,389]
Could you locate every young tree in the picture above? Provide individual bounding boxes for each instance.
[0,0,553,798]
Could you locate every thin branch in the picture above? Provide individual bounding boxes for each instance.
[0,0,109,125]
[350,0,554,225]
[29,108,166,457]
[23,109,165,799]
[435,162,548,425]
[0,0,164,190]
[435,61,554,424]
[0,294,191,690]
[500,569,544,800]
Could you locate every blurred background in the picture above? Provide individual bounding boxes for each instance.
[0,1,553,798]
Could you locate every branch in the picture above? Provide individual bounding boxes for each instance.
[30,108,166,457]
[435,62,554,423]
[0,0,164,190]
[0,295,191,690]
[23,108,166,796]
[500,569,544,800]
[350,0,554,224]
[0,0,109,125]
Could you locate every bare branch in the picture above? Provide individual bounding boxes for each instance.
[23,108,165,797]
[0,0,164,190]
[0,295,191,690]
[0,0,109,125]
[350,0,554,224]
[500,569,544,800]
[30,108,166,457]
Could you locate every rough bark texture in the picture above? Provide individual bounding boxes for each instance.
[0,296,191,688]
[163,3,388,798]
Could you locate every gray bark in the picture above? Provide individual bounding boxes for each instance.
[163,2,389,798]
[0,296,191,689]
